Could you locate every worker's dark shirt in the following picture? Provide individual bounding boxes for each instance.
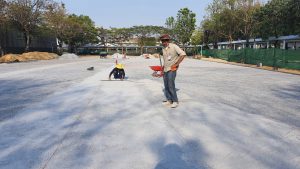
[109,68,125,79]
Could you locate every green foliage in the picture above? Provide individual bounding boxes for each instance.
[131,25,165,54]
[236,2,260,38]
[165,16,176,37]
[202,0,300,46]
[138,37,156,46]
[252,0,300,41]
[6,0,48,51]
[165,17,175,29]
[164,8,196,45]
[190,28,203,45]
[0,0,7,55]
[174,8,196,45]
[98,26,167,49]
[254,0,289,39]
[62,14,98,52]
[97,27,109,46]
[131,25,165,37]
[44,2,67,47]
[286,0,300,34]
[203,0,262,47]
[0,0,7,32]
[107,27,133,44]
[0,0,7,23]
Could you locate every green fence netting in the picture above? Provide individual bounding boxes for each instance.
[201,48,300,70]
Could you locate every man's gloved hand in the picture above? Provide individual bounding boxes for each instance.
[171,64,178,71]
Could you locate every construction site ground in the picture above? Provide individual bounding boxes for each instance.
[0,56,299,169]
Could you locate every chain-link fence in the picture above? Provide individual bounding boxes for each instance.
[202,48,300,70]
[77,46,200,56]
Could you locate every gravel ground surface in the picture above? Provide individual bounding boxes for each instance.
[0,56,299,169]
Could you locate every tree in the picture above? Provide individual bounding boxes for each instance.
[107,27,132,45]
[0,0,7,23]
[106,27,133,54]
[104,26,165,54]
[174,8,196,45]
[235,0,262,47]
[165,16,176,38]
[219,7,238,43]
[294,0,300,34]
[202,0,225,48]
[142,37,156,46]
[7,0,49,52]
[0,0,8,55]
[190,28,203,45]
[97,27,109,47]
[250,0,300,48]
[254,0,289,40]
[206,0,240,44]
[202,0,263,48]
[44,2,67,52]
[286,0,300,35]
[61,14,98,53]
[202,0,300,49]
[130,25,165,54]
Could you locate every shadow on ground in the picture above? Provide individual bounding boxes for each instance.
[0,78,76,121]
[152,138,210,169]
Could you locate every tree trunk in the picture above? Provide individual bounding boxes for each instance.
[0,25,6,56]
[0,45,3,57]
[57,39,63,55]
[140,46,143,55]
[245,38,250,48]
[213,42,218,49]
[0,31,3,56]
[68,45,72,53]
[24,32,30,52]
[68,42,76,53]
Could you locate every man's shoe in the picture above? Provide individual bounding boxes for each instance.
[171,102,178,108]
[162,100,172,106]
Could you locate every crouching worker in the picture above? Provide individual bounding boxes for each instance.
[109,64,125,80]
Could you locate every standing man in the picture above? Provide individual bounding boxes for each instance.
[160,34,186,108]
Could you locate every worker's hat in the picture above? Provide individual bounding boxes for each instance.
[160,34,171,40]
[116,63,124,69]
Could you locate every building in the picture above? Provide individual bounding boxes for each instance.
[0,27,57,55]
[208,35,300,50]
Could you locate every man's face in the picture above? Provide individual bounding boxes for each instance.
[161,39,169,47]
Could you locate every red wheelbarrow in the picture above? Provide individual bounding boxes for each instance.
[150,66,164,77]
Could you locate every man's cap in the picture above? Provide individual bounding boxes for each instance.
[160,34,171,40]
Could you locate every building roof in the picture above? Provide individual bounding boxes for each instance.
[215,35,300,45]
[275,35,300,41]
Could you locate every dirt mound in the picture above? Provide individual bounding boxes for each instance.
[21,52,58,60]
[0,54,20,62]
[200,57,228,63]
[153,53,160,58]
[0,52,58,63]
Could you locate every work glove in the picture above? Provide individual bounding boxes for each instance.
[171,64,178,71]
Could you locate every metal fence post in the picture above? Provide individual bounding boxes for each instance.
[273,48,278,70]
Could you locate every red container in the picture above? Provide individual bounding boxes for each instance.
[149,66,164,77]
[149,66,163,71]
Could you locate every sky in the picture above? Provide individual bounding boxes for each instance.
[60,0,213,29]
